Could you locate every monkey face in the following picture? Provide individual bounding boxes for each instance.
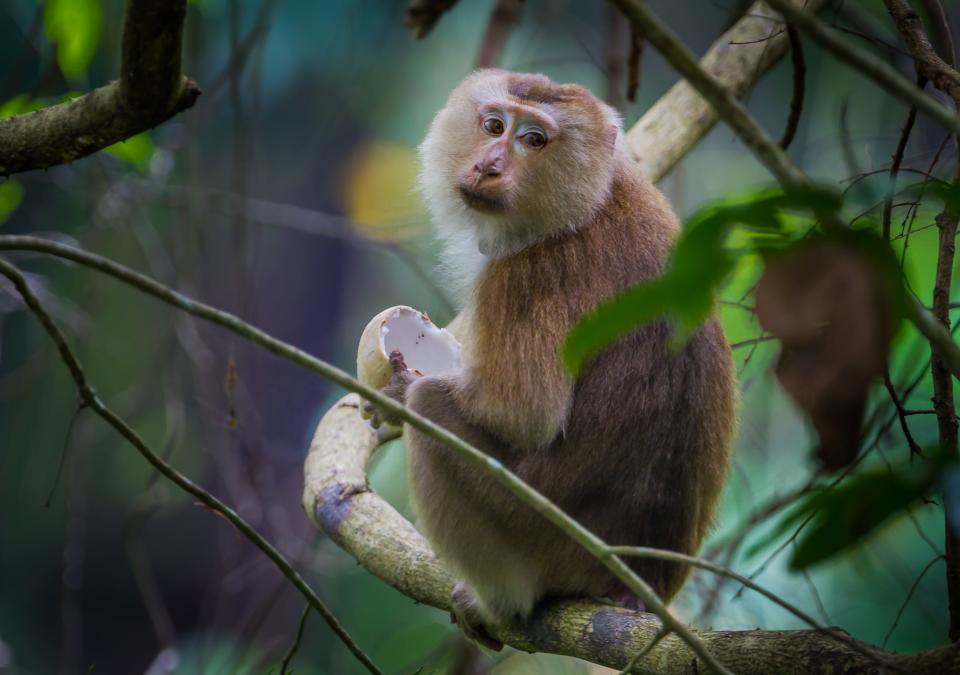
[419,70,623,260]
[456,101,559,214]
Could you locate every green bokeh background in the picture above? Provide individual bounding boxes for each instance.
[0,1,954,673]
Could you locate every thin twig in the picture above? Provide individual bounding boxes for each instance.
[627,30,644,102]
[883,374,924,458]
[279,604,311,675]
[883,74,925,241]
[898,132,952,267]
[0,258,383,675]
[43,403,87,507]
[883,1,960,638]
[0,236,732,675]
[607,545,895,669]
[620,626,670,674]
[765,0,960,133]
[882,555,946,648]
[731,335,776,349]
[779,22,805,150]
[612,0,960,381]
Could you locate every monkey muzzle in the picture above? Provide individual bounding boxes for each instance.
[457,183,508,213]
[458,156,511,213]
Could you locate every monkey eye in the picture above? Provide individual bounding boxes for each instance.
[482,116,505,136]
[520,130,547,149]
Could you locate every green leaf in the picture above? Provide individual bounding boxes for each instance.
[790,460,945,570]
[0,181,24,224]
[562,184,842,374]
[751,452,951,570]
[43,0,103,79]
[105,132,155,171]
[0,95,44,120]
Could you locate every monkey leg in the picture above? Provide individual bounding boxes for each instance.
[403,376,544,633]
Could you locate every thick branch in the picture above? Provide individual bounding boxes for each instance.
[627,0,829,183]
[883,0,960,106]
[0,0,200,176]
[764,0,960,133]
[0,235,727,673]
[0,259,381,675]
[935,200,960,639]
[302,395,960,674]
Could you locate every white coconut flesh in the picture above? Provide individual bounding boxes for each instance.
[380,308,461,378]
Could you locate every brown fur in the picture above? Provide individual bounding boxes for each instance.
[405,72,737,627]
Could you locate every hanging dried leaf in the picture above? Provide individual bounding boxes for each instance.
[756,238,896,469]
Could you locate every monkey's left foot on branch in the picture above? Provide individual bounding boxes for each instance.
[609,589,647,613]
[450,581,504,652]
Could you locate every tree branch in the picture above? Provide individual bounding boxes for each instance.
[879,1,960,638]
[626,0,830,183]
[0,0,201,176]
[883,0,960,105]
[0,235,728,674]
[613,0,960,383]
[302,394,960,673]
[764,0,960,133]
[0,258,381,675]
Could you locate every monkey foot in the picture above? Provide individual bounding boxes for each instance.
[450,582,503,652]
[609,589,647,613]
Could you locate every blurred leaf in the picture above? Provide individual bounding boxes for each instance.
[341,139,425,241]
[0,181,24,224]
[43,0,103,79]
[756,231,904,469]
[755,452,951,570]
[0,95,44,120]
[105,132,155,171]
[563,185,842,374]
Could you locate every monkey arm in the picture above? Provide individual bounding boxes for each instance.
[403,375,552,622]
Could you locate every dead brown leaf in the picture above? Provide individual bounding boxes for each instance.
[755,240,894,469]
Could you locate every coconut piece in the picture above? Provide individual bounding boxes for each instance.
[357,305,462,391]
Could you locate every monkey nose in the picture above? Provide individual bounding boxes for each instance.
[474,160,502,179]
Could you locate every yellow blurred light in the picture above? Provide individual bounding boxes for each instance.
[342,139,425,241]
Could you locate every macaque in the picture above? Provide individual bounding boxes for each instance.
[372,70,737,648]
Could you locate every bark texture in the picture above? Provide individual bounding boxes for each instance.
[627,0,829,183]
[0,0,199,176]
[303,395,960,674]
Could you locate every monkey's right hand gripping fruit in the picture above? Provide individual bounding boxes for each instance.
[356,305,462,426]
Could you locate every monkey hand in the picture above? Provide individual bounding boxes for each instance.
[361,350,421,429]
[450,581,504,652]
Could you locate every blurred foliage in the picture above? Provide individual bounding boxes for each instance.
[0,0,958,674]
[0,181,23,223]
[563,185,843,373]
[341,139,425,241]
[42,0,102,79]
[775,450,952,570]
[105,131,155,172]
[0,93,42,118]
